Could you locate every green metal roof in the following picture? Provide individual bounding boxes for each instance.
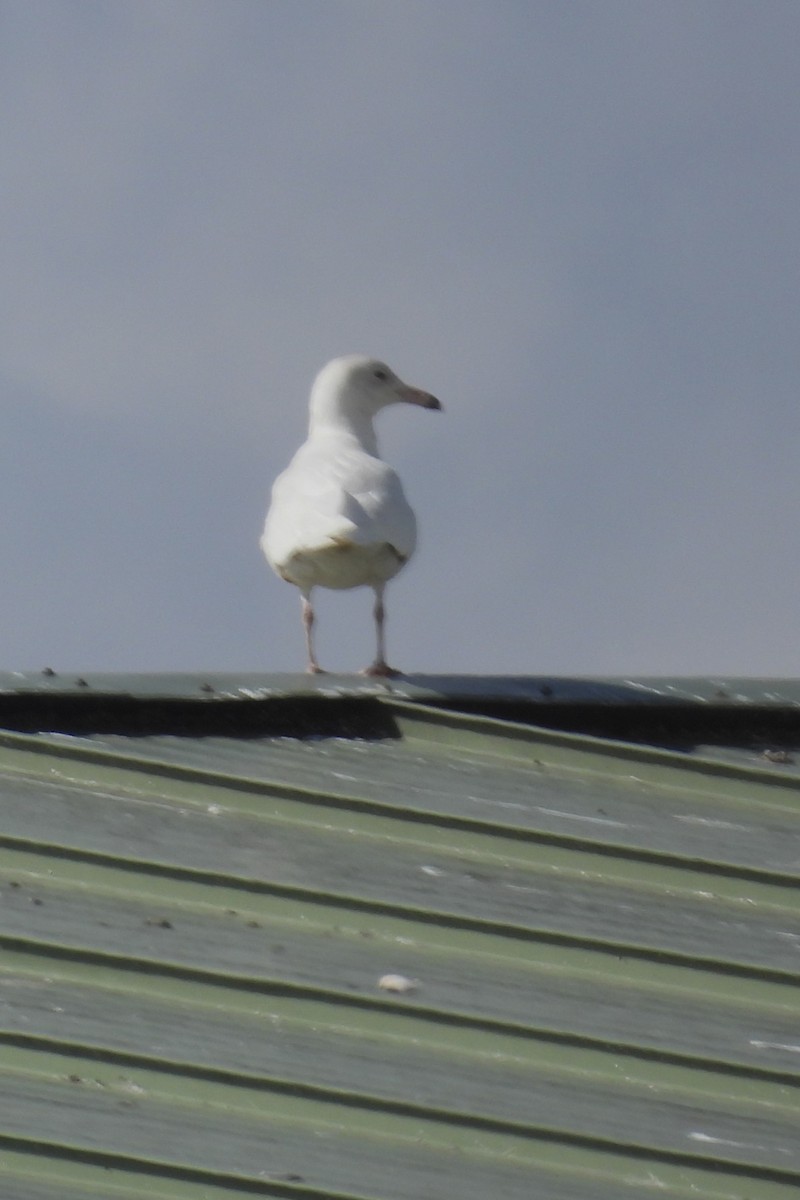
[0,676,799,1198]
[5,668,800,704]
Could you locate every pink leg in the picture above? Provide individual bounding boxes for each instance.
[302,594,324,674]
[361,586,400,677]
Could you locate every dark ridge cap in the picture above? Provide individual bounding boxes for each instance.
[429,697,800,753]
[0,692,401,740]
[0,690,799,751]
[0,674,799,748]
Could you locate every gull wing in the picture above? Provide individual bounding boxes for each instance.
[261,439,417,572]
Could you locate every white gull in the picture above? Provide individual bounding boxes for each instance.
[261,355,441,675]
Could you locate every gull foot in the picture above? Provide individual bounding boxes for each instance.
[306,663,327,675]
[360,662,401,678]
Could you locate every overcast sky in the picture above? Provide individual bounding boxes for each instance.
[2,0,799,678]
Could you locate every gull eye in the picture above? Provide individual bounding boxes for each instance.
[373,368,389,381]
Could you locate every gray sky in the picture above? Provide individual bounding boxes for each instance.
[2,0,799,677]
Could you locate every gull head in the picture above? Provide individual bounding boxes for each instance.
[309,355,441,431]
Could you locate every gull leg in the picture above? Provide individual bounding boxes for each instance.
[302,593,324,674]
[361,585,400,677]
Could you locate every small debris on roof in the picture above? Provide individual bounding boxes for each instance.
[378,973,418,994]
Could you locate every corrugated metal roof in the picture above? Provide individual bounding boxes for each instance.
[0,681,798,1198]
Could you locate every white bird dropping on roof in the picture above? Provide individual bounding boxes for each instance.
[261,355,442,676]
